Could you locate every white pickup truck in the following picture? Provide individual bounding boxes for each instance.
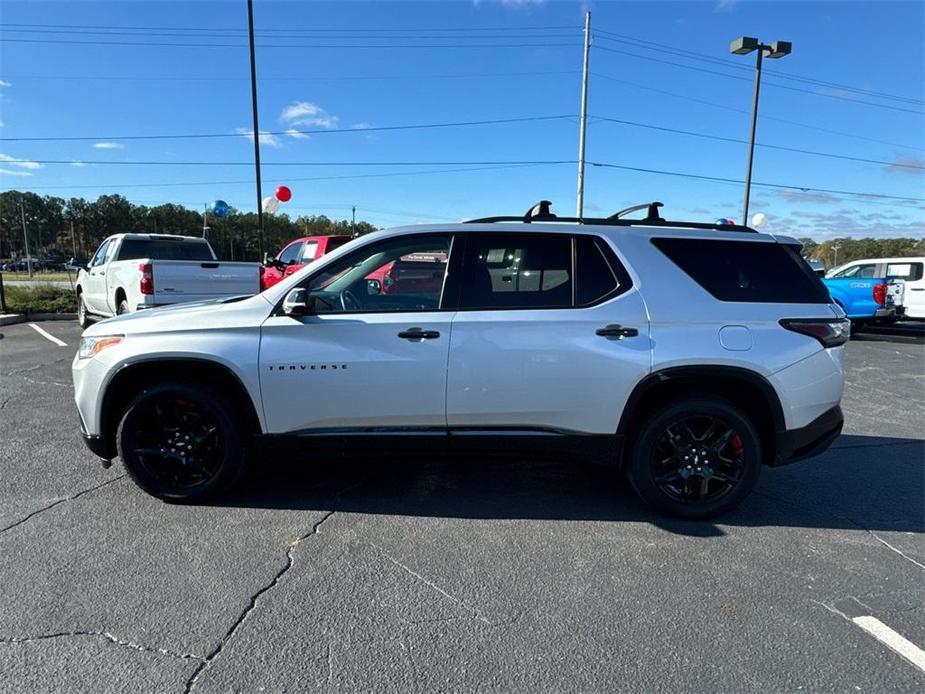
[76,233,261,327]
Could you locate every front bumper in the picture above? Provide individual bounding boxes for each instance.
[772,405,843,466]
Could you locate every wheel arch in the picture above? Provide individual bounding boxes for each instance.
[97,358,263,460]
[616,366,786,466]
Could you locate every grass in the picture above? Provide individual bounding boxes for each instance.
[3,283,77,314]
[2,271,76,283]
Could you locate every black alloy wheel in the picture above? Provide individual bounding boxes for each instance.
[117,383,248,502]
[628,396,762,519]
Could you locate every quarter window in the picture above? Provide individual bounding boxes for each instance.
[576,236,621,306]
[459,234,572,309]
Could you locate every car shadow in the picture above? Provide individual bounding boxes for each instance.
[851,321,924,345]
[217,434,924,537]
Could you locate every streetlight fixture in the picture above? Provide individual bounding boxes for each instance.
[730,36,792,226]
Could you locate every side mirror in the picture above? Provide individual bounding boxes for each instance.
[366,279,381,295]
[262,251,270,265]
[282,288,311,316]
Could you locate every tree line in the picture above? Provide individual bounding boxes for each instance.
[799,236,925,269]
[0,190,377,263]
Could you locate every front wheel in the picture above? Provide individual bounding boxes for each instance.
[626,396,762,519]
[116,382,249,502]
[77,293,92,329]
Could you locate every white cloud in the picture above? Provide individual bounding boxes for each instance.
[351,122,373,130]
[235,127,281,148]
[0,80,11,88]
[279,100,339,129]
[0,153,42,170]
[280,101,323,122]
[71,161,88,167]
[0,120,4,127]
[884,155,925,175]
[284,128,310,140]
[0,168,33,177]
[92,142,125,149]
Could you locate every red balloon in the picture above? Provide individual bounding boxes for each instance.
[275,185,292,202]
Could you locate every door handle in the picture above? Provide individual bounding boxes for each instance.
[397,327,440,340]
[596,324,639,338]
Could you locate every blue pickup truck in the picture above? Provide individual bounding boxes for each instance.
[821,264,903,324]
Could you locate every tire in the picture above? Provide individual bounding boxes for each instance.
[77,292,92,329]
[626,395,762,519]
[116,382,249,502]
[116,297,129,315]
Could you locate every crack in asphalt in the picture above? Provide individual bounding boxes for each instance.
[753,489,924,570]
[368,541,493,626]
[0,475,127,535]
[0,631,205,662]
[182,510,337,694]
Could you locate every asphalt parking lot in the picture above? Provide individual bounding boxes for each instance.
[1,320,923,693]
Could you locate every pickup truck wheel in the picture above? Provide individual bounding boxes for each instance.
[627,396,761,519]
[77,293,92,329]
[116,383,248,502]
[116,298,129,315]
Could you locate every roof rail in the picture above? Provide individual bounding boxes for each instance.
[464,201,757,233]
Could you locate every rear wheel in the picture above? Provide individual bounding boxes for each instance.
[627,396,762,519]
[116,382,249,502]
[116,297,129,315]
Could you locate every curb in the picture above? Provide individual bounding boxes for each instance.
[0,313,77,326]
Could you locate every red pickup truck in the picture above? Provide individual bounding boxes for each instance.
[261,235,446,297]
[260,235,353,290]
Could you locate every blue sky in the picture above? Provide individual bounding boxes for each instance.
[1,0,923,240]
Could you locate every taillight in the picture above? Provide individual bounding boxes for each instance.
[872,282,887,306]
[139,263,154,295]
[779,318,851,348]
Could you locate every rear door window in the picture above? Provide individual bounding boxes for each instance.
[652,237,830,303]
[459,233,572,310]
[575,236,625,306]
[885,262,924,281]
[298,241,319,264]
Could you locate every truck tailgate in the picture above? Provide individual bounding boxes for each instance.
[152,261,261,303]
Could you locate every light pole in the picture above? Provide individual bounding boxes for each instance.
[730,36,792,226]
[247,0,265,260]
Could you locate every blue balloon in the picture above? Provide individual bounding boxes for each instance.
[211,200,230,218]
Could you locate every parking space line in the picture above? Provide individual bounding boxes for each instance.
[28,323,68,347]
[851,616,925,673]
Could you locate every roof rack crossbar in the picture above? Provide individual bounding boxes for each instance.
[464,201,756,233]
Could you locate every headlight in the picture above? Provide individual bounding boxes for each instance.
[78,335,123,359]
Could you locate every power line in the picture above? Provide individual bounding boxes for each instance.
[0,22,580,33]
[0,37,580,50]
[0,115,575,143]
[10,162,567,191]
[590,72,924,151]
[588,161,925,202]
[593,44,925,115]
[592,116,925,170]
[592,29,924,106]
[1,28,580,41]
[9,159,576,167]
[0,69,578,82]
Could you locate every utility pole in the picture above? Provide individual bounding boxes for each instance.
[247,0,266,260]
[202,204,210,239]
[351,206,356,235]
[575,11,591,218]
[19,198,32,277]
[70,221,77,259]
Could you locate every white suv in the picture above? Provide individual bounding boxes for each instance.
[73,203,847,518]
